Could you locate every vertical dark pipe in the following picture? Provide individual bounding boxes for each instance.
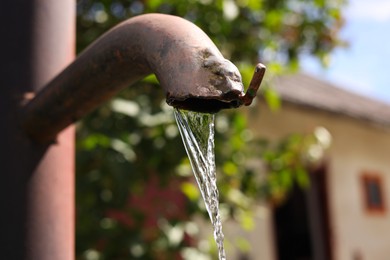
[0,0,75,259]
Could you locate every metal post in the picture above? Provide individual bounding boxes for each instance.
[0,0,75,259]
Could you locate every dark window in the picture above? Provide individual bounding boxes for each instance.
[361,173,386,214]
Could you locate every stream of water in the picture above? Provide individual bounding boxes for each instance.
[174,108,226,260]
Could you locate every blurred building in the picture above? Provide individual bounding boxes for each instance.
[225,73,390,260]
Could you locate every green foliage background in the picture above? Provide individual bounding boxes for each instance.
[76,0,345,259]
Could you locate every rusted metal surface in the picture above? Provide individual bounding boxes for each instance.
[241,63,267,106]
[0,0,75,259]
[22,13,266,144]
[26,2,76,259]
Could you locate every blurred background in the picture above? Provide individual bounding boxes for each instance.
[302,0,390,103]
[75,0,390,259]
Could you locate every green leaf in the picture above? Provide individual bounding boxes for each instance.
[279,169,293,189]
[181,182,200,201]
[314,0,326,8]
[80,133,110,150]
[237,210,255,231]
[146,0,163,9]
[264,88,281,111]
[223,161,238,176]
[236,237,251,252]
[295,167,310,188]
[142,74,159,84]
[247,0,262,9]
[264,10,283,29]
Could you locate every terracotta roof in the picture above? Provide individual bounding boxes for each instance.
[272,73,390,127]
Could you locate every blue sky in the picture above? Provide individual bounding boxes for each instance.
[302,0,390,104]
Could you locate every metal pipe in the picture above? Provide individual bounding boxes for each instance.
[1,0,75,259]
[22,13,265,144]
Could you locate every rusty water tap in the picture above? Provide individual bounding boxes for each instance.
[21,14,266,144]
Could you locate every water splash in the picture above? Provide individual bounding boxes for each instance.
[174,108,226,260]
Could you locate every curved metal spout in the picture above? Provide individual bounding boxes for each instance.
[21,13,265,143]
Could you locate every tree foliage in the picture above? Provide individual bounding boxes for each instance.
[76,0,344,259]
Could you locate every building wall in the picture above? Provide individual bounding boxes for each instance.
[246,101,390,260]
